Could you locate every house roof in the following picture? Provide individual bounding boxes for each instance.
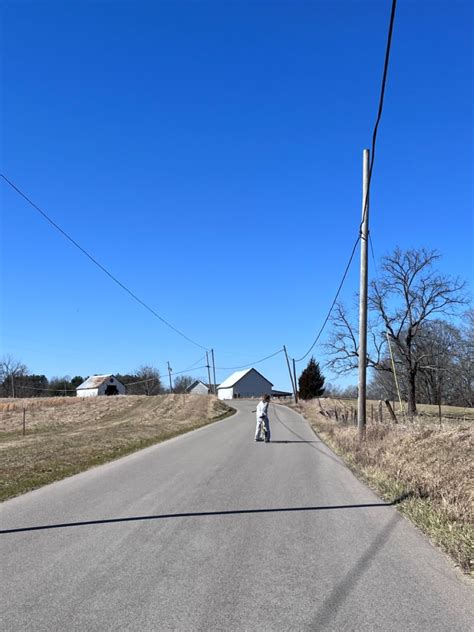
[217,368,273,390]
[76,374,121,390]
[185,380,209,392]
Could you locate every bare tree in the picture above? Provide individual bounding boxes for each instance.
[133,365,162,396]
[326,248,467,415]
[173,375,195,393]
[0,356,29,397]
[448,309,474,407]
[414,320,461,405]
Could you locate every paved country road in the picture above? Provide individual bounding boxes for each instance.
[1,400,472,631]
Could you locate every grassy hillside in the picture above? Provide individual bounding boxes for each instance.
[0,394,233,502]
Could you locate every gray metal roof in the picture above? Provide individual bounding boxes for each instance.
[76,374,118,390]
[217,368,273,390]
[185,380,209,392]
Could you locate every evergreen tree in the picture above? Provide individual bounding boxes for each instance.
[298,357,325,400]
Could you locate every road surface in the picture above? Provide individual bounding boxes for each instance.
[1,400,472,631]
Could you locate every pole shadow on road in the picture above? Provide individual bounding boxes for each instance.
[269,440,319,443]
[310,511,402,628]
[0,494,412,536]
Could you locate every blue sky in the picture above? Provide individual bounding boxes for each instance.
[1,1,472,391]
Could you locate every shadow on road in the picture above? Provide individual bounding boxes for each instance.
[311,511,402,628]
[0,494,412,535]
[269,440,319,444]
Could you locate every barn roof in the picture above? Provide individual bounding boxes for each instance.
[76,374,119,390]
[217,368,273,390]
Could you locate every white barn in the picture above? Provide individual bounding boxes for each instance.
[217,368,273,400]
[186,380,210,395]
[76,374,126,397]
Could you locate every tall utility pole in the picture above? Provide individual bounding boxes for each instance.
[358,148,370,440]
[211,349,217,395]
[283,345,297,402]
[292,358,299,403]
[167,362,173,393]
[206,351,212,394]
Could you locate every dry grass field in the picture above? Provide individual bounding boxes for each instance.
[0,394,233,502]
[287,398,473,574]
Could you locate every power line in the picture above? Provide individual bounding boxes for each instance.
[180,354,207,372]
[361,0,398,229]
[15,384,76,393]
[216,348,284,371]
[295,0,397,364]
[13,365,209,391]
[125,366,208,386]
[294,237,360,363]
[0,174,209,351]
[369,234,380,278]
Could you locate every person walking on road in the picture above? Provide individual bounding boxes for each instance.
[255,394,271,442]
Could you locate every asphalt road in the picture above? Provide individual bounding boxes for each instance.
[1,400,472,631]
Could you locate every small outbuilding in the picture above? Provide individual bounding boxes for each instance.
[186,380,211,395]
[217,368,273,400]
[76,374,126,397]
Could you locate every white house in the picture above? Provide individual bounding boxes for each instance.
[217,368,273,400]
[186,380,210,395]
[76,374,126,397]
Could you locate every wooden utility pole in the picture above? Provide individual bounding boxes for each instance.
[283,345,297,402]
[357,148,370,440]
[206,351,212,394]
[292,358,299,403]
[167,362,173,393]
[211,349,217,395]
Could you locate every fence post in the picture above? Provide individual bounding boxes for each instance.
[23,407,26,435]
[384,400,398,423]
[378,400,383,423]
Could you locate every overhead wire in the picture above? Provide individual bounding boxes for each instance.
[360,0,398,230]
[2,1,398,378]
[294,237,360,363]
[0,173,209,351]
[2,174,287,370]
[216,348,284,371]
[294,0,397,365]
[180,354,207,372]
[125,366,208,386]
[13,365,209,392]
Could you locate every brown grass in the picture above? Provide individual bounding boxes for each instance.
[289,398,473,574]
[0,394,233,502]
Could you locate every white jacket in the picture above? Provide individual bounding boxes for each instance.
[256,400,269,419]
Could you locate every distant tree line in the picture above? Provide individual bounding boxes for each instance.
[0,356,199,398]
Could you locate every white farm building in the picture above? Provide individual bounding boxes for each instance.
[186,380,211,395]
[217,368,273,400]
[76,374,126,397]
